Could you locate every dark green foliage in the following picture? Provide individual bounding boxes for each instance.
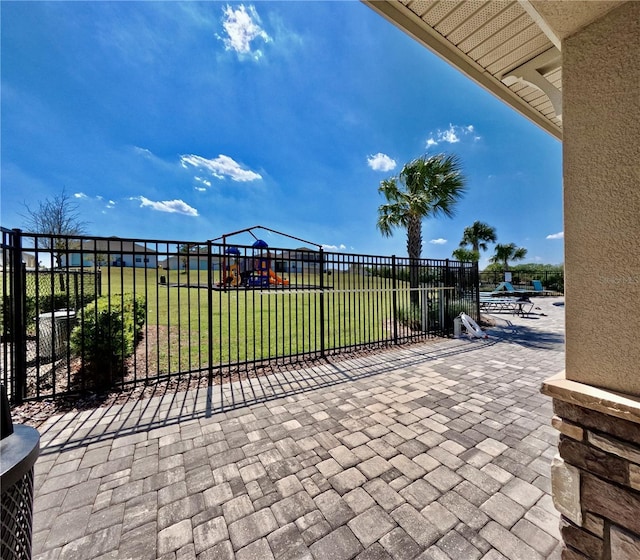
[396,304,422,331]
[366,266,439,284]
[70,294,145,390]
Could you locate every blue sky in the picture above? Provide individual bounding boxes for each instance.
[1,1,563,267]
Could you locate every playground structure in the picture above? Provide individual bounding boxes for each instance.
[213,226,315,289]
[242,239,289,288]
[220,246,242,287]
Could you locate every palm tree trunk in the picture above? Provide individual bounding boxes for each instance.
[406,215,422,307]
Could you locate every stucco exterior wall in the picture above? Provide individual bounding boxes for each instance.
[563,1,640,394]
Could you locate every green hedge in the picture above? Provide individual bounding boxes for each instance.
[70,294,145,390]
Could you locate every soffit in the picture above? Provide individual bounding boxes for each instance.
[364,0,563,138]
[364,1,626,140]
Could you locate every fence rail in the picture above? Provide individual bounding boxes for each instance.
[1,229,479,403]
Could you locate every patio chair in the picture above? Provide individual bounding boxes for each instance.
[490,281,516,295]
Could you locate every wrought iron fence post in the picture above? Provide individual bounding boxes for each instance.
[391,255,398,345]
[473,260,480,322]
[207,241,214,381]
[445,259,451,335]
[96,269,102,297]
[10,229,26,404]
[319,249,325,358]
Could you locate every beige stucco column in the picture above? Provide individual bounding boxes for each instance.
[562,1,640,395]
[542,2,640,556]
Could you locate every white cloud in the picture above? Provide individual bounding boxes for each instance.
[425,124,480,148]
[194,186,207,192]
[546,231,564,240]
[133,146,153,158]
[106,200,116,209]
[218,4,271,60]
[367,153,397,172]
[195,176,212,187]
[131,196,199,217]
[181,154,262,182]
[441,128,459,144]
[322,243,347,251]
[429,238,447,245]
[74,192,88,199]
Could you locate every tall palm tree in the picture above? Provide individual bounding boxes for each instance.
[489,243,527,271]
[377,153,466,304]
[459,221,497,258]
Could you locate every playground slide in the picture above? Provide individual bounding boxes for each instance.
[269,270,289,285]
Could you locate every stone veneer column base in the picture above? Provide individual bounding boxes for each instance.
[542,373,640,559]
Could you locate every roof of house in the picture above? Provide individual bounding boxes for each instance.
[79,238,157,254]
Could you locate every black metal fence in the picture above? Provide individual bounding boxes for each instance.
[479,269,564,293]
[1,229,479,403]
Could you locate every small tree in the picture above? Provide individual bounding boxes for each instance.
[489,243,527,271]
[458,221,496,261]
[452,248,479,262]
[95,253,108,268]
[178,244,194,273]
[22,189,88,267]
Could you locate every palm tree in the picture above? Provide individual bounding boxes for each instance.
[458,221,497,259]
[377,153,466,305]
[489,243,528,271]
[452,247,479,262]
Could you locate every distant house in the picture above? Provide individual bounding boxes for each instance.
[61,239,158,268]
[274,247,321,274]
[0,252,37,270]
[160,247,221,271]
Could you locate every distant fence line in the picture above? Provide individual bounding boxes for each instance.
[479,269,564,294]
[1,229,480,403]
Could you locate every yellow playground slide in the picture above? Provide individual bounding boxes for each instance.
[269,270,289,285]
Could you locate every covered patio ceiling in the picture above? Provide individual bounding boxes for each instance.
[363,0,625,140]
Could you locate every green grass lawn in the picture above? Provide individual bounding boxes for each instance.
[6,265,464,383]
[97,266,405,377]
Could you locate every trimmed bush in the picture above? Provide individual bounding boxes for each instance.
[396,304,422,331]
[70,294,145,390]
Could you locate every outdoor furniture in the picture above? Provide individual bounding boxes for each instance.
[531,280,554,295]
[480,296,534,316]
[490,281,537,298]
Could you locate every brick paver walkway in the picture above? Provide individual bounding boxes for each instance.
[31,297,565,560]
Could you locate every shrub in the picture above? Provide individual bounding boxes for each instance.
[70,294,145,390]
[396,304,422,331]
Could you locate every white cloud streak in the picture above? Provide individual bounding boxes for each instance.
[218,4,271,60]
[74,192,88,199]
[425,124,480,148]
[429,238,448,245]
[546,231,564,240]
[131,196,199,217]
[195,176,212,187]
[181,154,262,182]
[322,243,347,251]
[367,153,397,172]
